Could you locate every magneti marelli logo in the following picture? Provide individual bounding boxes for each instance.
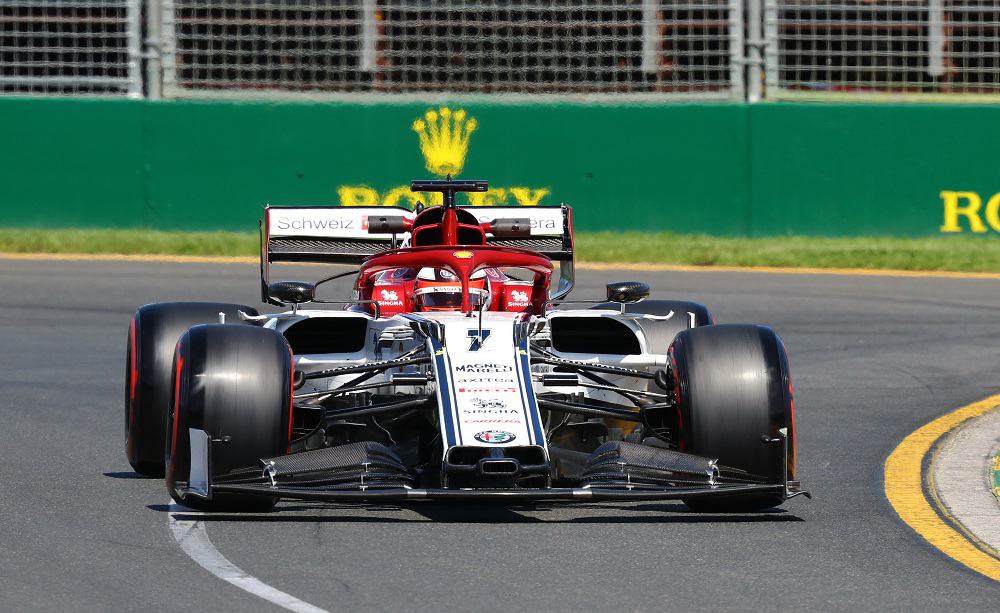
[337,107,550,208]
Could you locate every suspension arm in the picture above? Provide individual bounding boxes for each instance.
[319,395,435,423]
[302,355,432,381]
[536,397,642,422]
[528,350,657,380]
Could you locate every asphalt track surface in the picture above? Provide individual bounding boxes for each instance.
[2,258,998,611]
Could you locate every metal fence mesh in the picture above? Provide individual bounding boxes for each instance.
[0,0,140,96]
[7,0,1000,101]
[161,0,743,99]
[764,0,1000,99]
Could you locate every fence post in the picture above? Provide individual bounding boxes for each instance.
[360,0,377,72]
[762,0,779,97]
[928,0,946,78]
[729,0,746,100]
[640,1,658,74]
[747,0,764,102]
[126,0,143,98]
[145,0,163,99]
[159,0,177,97]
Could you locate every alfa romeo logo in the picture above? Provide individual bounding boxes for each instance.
[474,430,516,444]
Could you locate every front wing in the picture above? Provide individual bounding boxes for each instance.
[208,482,805,503]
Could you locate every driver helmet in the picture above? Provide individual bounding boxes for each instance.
[413,267,490,312]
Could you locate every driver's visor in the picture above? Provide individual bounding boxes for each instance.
[414,286,488,309]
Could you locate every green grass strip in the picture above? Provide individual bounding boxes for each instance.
[0,228,259,258]
[1,227,998,273]
[577,232,1000,272]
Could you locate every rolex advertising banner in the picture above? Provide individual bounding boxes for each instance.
[2,97,1000,237]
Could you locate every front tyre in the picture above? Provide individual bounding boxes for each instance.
[166,324,293,512]
[670,324,796,512]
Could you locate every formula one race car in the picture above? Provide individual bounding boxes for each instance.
[125,179,807,512]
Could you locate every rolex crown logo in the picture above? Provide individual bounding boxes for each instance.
[412,107,477,178]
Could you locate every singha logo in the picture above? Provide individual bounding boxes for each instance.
[412,107,478,178]
[510,290,529,303]
[380,289,399,301]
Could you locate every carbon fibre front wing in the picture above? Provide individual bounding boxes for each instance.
[203,481,808,503]
[179,434,809,506]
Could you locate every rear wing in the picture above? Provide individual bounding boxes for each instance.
[260,204,575,302]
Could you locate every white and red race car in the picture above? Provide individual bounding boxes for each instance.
[125,179,807,512]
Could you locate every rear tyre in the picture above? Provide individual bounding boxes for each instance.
[166,324,293,512]
[125,302,258,477]
[670,324,795,512]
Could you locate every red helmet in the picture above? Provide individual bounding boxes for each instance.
[413,268,489,312]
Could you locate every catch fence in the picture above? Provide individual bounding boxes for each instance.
[1,0,141,97]
[764,0,1000,101]
[3,1,1000,101]
[158,0,745,100]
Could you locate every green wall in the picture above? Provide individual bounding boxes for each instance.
[748,104,1000,236]
[1,97,999,237]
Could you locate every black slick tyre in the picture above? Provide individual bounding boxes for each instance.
[125,302,258,477]
[669,324,796,512]
[166,324,293,512]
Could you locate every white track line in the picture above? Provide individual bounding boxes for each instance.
[168,502,330,613]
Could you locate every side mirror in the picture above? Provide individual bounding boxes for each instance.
[367,215,408,234]
[490,218,532,238]
[268,280,316,304]
[606,281,650,304]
